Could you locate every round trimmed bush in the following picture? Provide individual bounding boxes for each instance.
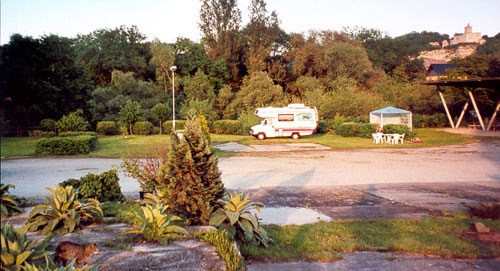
[97,121,118,135]
[133,121,153,135]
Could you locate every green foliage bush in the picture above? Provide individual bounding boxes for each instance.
[162,120,186,134]
[213,120,242,135]
[336,122,361,137]
[40,119,56,132]
[60,169,125,202]
[28,130,55,138]
[96,121,118,135]
[196,229,245,271]
[35,135,97,155]
[1,223,52,270]
[238,111,261,135]
[56,109,89,132]
[152,127,160,135]
[58,131,97,137]
[413,113,448,128]
[359,123,378,138]
[133,121,153,135]
[382,124,416,139]
[26,185,103,235]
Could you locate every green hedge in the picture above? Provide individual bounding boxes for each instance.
[133,121,153,135]
[213,120,241,135]
[28,130,55,138]
[162,120,186,134]
[58,131,97,137]
[383,124,416,139]
[35,135,97,155]
[97,121,118,135]
[60,169,125,202]
[413,113,448,128]
[359,123,378,138]
[336,122,361,137]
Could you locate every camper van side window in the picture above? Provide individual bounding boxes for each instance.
[278,114,294,122]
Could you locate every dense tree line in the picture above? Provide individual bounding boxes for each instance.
[1,0,498,136]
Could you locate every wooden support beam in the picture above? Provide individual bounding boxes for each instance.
[486,102,500,131]
[455,101,469,129]
[437,86,455,129]
[468,89,485,130]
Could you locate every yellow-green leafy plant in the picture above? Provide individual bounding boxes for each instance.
[25,185,103,235]
[23,260,100,271]
[125,203,188,244]
[1,183,23,218]
[1,222,52,271]
[196,229,245,271]
[209,192,272,247]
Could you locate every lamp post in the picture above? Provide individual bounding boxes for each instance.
[170,66,177,131]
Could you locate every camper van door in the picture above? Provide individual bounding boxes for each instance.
[263,118,276,137]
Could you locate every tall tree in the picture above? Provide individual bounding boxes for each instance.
[199,0,245,86]
[118,100,143,135]
[244,0,280,73]
[74,25,148,85]
[183,69,216,105]
[0,34,91,135]
[149,39,175,97]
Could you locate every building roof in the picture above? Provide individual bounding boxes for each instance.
[427,64,458,77]
[370,107,411,115]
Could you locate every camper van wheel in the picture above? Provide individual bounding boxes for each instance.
[292,133,300,140]
[257,133,266,140]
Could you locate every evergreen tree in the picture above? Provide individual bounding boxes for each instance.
[157,114,224,225]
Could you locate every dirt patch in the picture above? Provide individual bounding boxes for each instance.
[462,229,500,246]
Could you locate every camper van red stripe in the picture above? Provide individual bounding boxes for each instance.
[275,128,315,132]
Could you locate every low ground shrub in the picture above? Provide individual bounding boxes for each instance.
[60,169,125,202]
[56,109,89,132]
[97,121,118,135]
[413,113,448,128]
[35,135,97,155]
[29,130,55,138]
[213,120,241,135]
[465,202,500,219]
[162,120,186,134]
[336,122,361,137]
[383,124,416,139]
[58,131,97,137]
[196,229,245,271]
[133,121,153,135]
[40,118,57,132]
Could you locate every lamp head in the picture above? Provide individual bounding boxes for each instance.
[170,66,177,72]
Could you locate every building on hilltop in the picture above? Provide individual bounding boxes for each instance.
[447,23,486,46]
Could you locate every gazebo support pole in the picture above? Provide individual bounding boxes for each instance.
[455,101,469,129]
[486,102,500,131]
[437,86,455,129]
[468,89,485,130]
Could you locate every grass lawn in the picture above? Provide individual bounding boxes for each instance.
[0,129,479,158]
[241,214,500,261]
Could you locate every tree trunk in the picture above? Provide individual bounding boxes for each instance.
[159,119,163,135]
[129,123,133,135]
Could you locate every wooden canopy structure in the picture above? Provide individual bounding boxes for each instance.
[419,78,500,131]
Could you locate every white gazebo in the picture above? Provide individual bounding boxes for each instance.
[369,107,412,130]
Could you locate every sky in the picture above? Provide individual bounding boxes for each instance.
[2,0,500,45]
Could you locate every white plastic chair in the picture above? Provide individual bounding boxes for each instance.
[372,133,383,144]
[392,134,402,144]
[398,133,405,144]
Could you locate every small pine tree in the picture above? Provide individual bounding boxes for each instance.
[157,113,224,225]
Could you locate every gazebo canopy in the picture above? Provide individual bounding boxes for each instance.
[370,107,411,115]
[370,107,412,130]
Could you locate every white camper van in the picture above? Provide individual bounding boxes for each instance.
[250,104,318,140]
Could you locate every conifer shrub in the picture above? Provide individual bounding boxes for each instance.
[213,120,242,135]
[35,135,97,155]
[97,121,118,135]
[162,120,186,134]
[133,121,153,135]
[157,114,225,225]
[60,169,125,202]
